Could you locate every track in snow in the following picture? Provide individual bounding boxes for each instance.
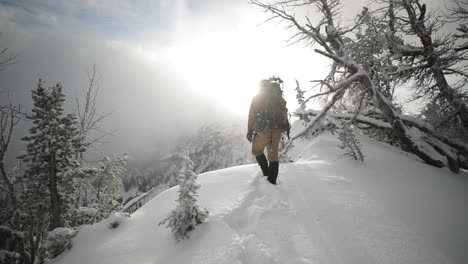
[219,163,454,264]
[55,139,468,264]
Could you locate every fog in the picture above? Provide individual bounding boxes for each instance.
[0,0,254,161]
[0,0,454,162]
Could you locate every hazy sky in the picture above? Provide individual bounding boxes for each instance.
[0,0,454,161]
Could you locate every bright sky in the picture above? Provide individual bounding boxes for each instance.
[0,0,332,161]
[0,0,454,157]
[0,0,332,114]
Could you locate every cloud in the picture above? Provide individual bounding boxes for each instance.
[4,0,453,160]
[0,0,244,160]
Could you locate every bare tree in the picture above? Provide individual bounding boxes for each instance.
[385,0,468,131]
[0,96,23,211]
[0,37,21,209]
[0,33,18,71]
[0,97,29,263]
[251,0,467,172]
[446,0,468,51]
[75,64,113,154]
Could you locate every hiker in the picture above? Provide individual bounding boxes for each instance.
[247,77,290,185]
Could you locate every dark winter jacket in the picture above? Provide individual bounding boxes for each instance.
[248,90,289,132]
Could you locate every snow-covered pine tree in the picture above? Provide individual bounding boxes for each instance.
[341,9,401,146]
[65,154,126,225]
[19,79,86,230]
[159,154,208,241]
[337,123,364,161]
[156,125,252,190]
[186,125,250,174]
[122,124,253,198]
[91,154,127,222]
[294,80,307,117]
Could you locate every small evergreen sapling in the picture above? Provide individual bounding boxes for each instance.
[337,123,364,161]
[294,80,306,113]
[159,154,208,241]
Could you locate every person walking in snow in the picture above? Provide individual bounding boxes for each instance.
[247,77,290,185]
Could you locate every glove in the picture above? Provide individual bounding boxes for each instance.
[283,123,291,140]
[247,129,254,143]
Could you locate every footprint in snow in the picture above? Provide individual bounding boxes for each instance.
[225,173,291,232]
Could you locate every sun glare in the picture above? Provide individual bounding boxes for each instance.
[163,9,329,116]
[167,30,268,115]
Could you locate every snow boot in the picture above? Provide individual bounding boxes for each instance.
[267,161,279,185]
[255,154,269,176]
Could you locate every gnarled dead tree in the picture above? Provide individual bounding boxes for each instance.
[385,0,468,132]
[252,0,468,172]
[446,0,468,52]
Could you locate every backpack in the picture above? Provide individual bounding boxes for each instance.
[254,78,289,131]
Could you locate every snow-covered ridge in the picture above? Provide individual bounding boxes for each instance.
[53,133,468,264]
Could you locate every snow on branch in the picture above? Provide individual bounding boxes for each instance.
[295,108,465,171]
[295,109,392,130]
[295,109,436,132]
[389,63,431,76]
[253,0,467,172]
[290,80,352,141]
[387,0,468,130]
[305,71,363,104]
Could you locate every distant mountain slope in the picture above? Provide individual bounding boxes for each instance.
[54,133,468,264]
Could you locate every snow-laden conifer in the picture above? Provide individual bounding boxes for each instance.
[159,154,208,241]
[337,123,364,161]
[92,155,127,222]
[153,125,252,192]
[19,79,86,230]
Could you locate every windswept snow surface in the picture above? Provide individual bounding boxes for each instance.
[54,133,468,264]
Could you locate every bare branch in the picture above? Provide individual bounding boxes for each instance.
[289,84,347,142]
[0,96,22,208]
[75,64,113,150]
[0,46,18,71]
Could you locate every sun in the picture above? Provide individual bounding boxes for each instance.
[164,11,329,116]
[167,31,266,115]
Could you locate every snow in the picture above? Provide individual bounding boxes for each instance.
[122,194,144,211]
[120,186,140,204]
[47,228,78,239]
[78,207,98,217]
[0,250,20,262]
[394,42,423,53]
[406,126,447,164]
[53,133,468,264]
[105,212,131,229]
[295,109,393,130]
[122,186,169,213]
[399,115,434,131]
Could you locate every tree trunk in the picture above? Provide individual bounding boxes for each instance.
[401,1,468,129]
[359,75,446,168]
[323,20,449,169]
[0,151,17,208]
[48,151,63,229]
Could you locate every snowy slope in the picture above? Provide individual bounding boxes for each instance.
[54,133,468,264]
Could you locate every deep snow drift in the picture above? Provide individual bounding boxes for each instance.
[54,133,468,264]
